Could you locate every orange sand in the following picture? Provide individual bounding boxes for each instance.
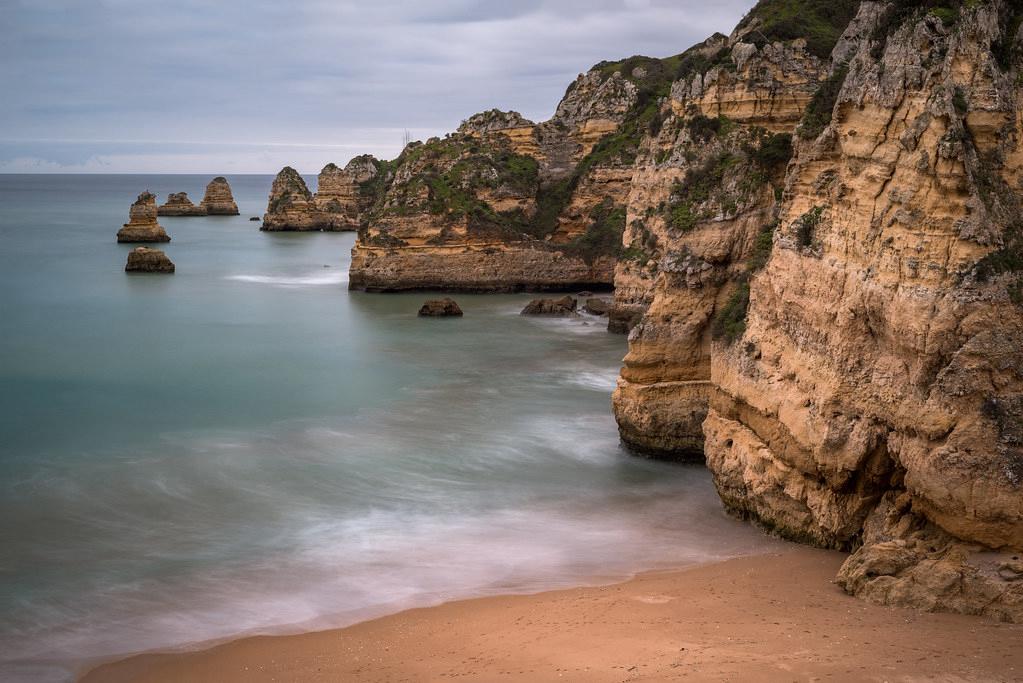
[81,547,1023,682]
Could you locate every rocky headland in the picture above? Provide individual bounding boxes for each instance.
[157,192,206,217]
[116,192,171,243]
[199,177,239,215]
[125,247,175,273]
[270,0,1023,622]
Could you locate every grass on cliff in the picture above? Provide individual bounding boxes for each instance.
[797,65,849,140]
[737,0,861,59]
[558,198,627,265]
[710,221,778,344]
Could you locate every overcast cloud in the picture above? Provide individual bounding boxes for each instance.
[0,0,751,173]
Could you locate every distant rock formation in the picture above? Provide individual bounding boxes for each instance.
[125,247,174,273]
[418,298,463,317]
[199,177,239,215]
[157,192,206,217]
[520,296,577,316]
[262,159,379,231]
[116,192,171,243]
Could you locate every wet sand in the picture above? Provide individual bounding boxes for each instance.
[81,547,1023,682]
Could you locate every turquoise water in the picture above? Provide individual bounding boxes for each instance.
[0,175,778,681]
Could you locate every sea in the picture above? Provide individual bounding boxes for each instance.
[0,174,779,681]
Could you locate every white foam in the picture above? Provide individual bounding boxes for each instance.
[225,272,347,287]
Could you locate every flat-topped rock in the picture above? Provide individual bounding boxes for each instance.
[418,298,463,317]
[117,192,171,243]
[157,192,206,216]
[520,296,577,316]
[199,177,239,215]
[125,247,174,273]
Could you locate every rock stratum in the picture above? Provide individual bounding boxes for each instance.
[116,192,170,243]
[262,158,380,231]
[125,247,175,273]
[611,0,1023,622]
[274,0,1023,621]
[157,192,206,216]
[200,177,239,215]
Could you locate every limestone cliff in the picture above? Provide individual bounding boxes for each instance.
[116,192,170,243]
[347,59,683,291]
[157,192,206,217]
[263,158,379,231]
[199,177,239,215]
[614,0,1023,621]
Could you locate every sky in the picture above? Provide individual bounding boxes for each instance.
[0,0,752,174]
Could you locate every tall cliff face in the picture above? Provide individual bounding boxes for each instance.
[347,60,696,291]
[263,158,379,231]
[613,0,1023,621]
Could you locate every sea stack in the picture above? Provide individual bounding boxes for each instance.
[116,192,170,243]
[199,177,239,215]
[262,160,376,231]
[125,247,175,273]
[157,192,206,216]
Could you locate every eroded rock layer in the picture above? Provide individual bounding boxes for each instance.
[262,158,379,231]
[200,177,239,215]
[157,192,206,217]
[613,0,1023,621]
[116,192,170,243]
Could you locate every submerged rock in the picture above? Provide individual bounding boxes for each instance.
[125,247,174,273]
[520,296,577,316]
[157,192,206,217]
[116,192,170,243]
[418,298,463,317]
[249,216,260,221]
[583,297,609,316]
[199,177,239,215]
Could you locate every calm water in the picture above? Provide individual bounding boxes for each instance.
[0,174,778,681]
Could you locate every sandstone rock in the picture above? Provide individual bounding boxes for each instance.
[199,177,239,215]
[583,297,610,315]
[125,247,174,273]
[520,296,577,316]
[418,298,463,317]
[263,161,375,231]
[116,192,170,243]
[157,192,206,216]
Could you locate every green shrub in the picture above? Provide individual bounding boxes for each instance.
[794,206,824,247]
[798,65,848,140]
[749,132,794,170]
[559,198,627,264]
[712,279,751,343]
[737,0,861,59]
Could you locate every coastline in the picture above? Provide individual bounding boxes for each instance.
[80,547,1023,682]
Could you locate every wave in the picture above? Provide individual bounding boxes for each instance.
[225,271,348,287]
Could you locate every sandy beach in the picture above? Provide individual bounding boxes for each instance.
[81,547,1023,682]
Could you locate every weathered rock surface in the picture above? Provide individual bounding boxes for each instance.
[583,297,610,315]
[263,158,380,231]
[520,296,577,316]
[199,177,239,215]
[612,0,1023,621]
[157,192,206,217]
[116,192,170,243]
[418,298,463,317]
[125,247,174,273]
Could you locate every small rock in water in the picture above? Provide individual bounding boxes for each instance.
[418,298,463,317]
[520,296,577,316]
[583,297,610,316]
[125,247,175,273]
[249,216,260,221]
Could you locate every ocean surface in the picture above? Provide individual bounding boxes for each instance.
[0,174,780,682]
